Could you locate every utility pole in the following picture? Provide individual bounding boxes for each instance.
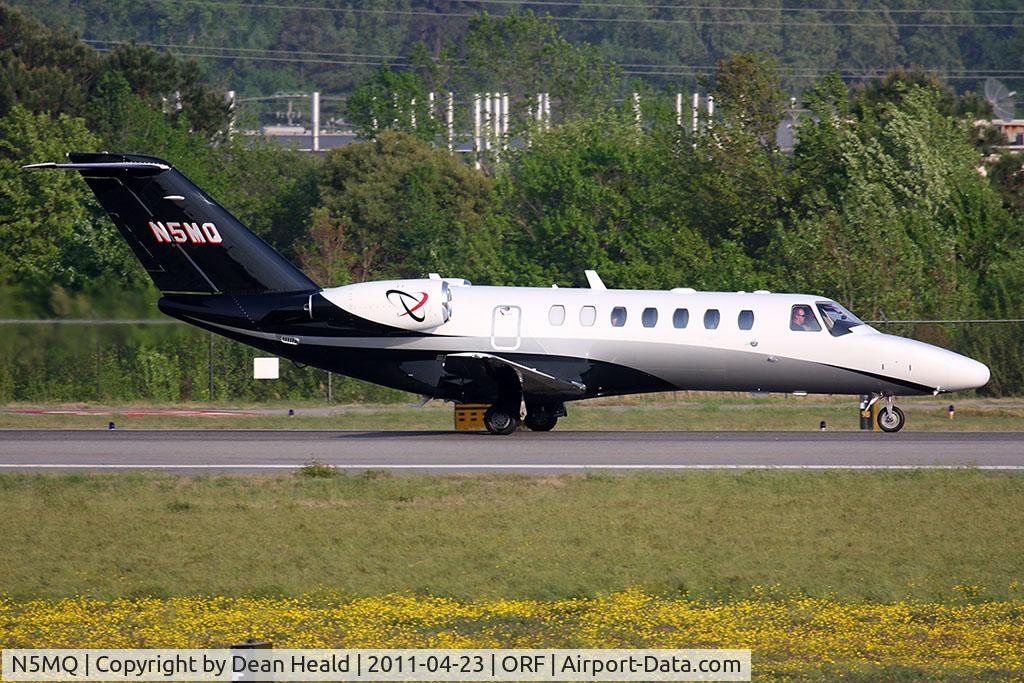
[473,93,482,170]
[446,92,454,153]
[311,91,320,152]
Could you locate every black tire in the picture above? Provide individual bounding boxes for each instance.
[877,405,906,433]
[484,405,519,435]
[524,410,558,432]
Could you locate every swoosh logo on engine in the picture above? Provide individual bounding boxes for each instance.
[386,290,429,322]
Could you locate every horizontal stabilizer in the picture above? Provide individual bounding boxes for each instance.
[23,161,169,173]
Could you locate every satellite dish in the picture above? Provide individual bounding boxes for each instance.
[984,77,1016,122]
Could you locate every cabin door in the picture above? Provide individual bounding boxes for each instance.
[491,305,521,351]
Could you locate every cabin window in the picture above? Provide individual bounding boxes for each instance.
[642,307,658,328]
[611,306,627,327]
[548,305,566,326]
[580,305,596,326]
[790,305,822,331]
[738,310,754,330]
[704,309,720,329]
[672,308,689,329]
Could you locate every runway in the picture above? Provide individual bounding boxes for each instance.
[0,430,1021,474]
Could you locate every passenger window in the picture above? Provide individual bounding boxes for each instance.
[548,305,566,326]
[642,307,658,328]
[611,306,627,327]
[704,309,720,329]
[790,305,822,331]
[579,305,596,327]
[738,310,754,330]
[672,308,689,329]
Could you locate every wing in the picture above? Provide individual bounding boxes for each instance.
[443,352,586,397]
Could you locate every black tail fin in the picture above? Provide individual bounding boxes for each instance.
[26,152,318,295]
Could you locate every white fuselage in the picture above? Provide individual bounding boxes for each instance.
[319,279,991,398]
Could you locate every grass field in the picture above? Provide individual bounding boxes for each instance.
[2,470,1022,678]
[2,393,1023,430]
[1,470,1021,601]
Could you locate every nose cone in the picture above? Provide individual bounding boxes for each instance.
[946,355,991,392]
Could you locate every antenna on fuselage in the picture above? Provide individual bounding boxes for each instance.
[584,270,606,290]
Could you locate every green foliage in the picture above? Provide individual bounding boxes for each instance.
[457,11,620,124]
[344,65,442,142]
[135,348,182,403]
[0,4,98,118]
[0,105,98,287]
[783,85,1017,329]
[296,461,339,479]
[496,113,714,289]
[96,42,230,139]
[317,131,501,282]
[1,5,228,137]
[705,53,785,145]
[1,11,1024,397]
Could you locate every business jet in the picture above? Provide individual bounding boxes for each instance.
[28,153,991,434]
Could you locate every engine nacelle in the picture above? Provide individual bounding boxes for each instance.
[319,279,453,330]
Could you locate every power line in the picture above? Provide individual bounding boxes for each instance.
[84,39,406,61]
[414,0,1024,15]
[867,319,1024,324]
[86,39,1024,80]
[148,0,1024,29]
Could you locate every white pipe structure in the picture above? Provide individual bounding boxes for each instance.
[483,92,492,151]
[492,92,501,150]
[502,93,510,139]
[428,91,435,120]
[536,93,543,123]
[473,93,482,170]
[226,90,236,136]
[446,92,454,153]
[311,91,320,152]
[675,93,682,127]
[707,94,714,127]
[633,92,641,133]
[410,97,417,129]
[543,92,551,130]
[692,93,699,136]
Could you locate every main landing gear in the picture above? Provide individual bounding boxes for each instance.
[483,404,519,435]
[524,403,566,432]
[871,395,906,433]
[483,402,567,435]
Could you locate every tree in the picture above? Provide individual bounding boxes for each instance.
[497,113,727,290]
[706,54,785,147]
[317,131,500,282]
[680,55,788,264]
[0,4,98,117]
[97,42,230,139]
[344,65,441,142]
[0,105,99,287]
[456,12,620,124]
[781,85,1018,329]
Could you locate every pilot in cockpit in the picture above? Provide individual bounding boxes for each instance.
[790,305,820,331]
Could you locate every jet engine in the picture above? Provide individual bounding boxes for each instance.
[318,279,453,330]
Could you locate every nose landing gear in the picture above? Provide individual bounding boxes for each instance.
[875,395,906,433]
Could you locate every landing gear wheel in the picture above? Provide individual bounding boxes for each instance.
[877,405,905,433]
[484,405,520,435]
[524,410,558,432]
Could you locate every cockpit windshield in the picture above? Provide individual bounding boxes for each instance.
[816,302,864,336]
